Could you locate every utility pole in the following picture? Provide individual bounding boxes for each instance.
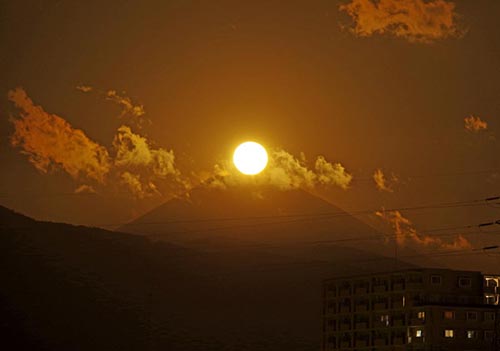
[495,305,500,351]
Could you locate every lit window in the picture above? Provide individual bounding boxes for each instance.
[417,311,425,320]
[486,278,498,287]
[459,277,472,288]
[485,295,497,305]
[467,330,477,339]
[444,329,454,338]
[444,311,454,320]
[416,329,423,338]
[380,314,390,326]
[466,311,478,320]
[431,275,442,285]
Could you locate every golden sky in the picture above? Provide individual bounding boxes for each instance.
[1,0,499,250]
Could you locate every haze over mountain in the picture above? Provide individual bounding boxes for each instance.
[122,185,418,260]
[123,184,498,272]
[1,204,416,350]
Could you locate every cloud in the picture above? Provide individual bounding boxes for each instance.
[9,88,111,182]
[375,209,471,249]
[74,184,96,194]
[464,115,488,132]
[8,88,188,199]
[205,149,352,190]
[120,171,160,199]
[373,168,398,192]
[76,85,93,93]
[113,125,179,178]
[314,156,353,189]
[113,125,187,197]
[106,90,145,119]
[339,0,465,43]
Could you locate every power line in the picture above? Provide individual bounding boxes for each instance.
[206,245,500,278]
[95,195,499,229]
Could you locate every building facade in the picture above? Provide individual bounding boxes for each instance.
[322,268,500,350]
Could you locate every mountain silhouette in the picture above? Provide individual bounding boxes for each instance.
[121,185,403,260]
[1,204,416,350]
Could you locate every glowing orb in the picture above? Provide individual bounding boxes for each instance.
[233,141,268,175]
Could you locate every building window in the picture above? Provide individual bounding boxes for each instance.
[484,312,496,321]
[467,330,477,339]
[443,311,455,320]
[486,278,498,288]
[485,295,497,305]
[431,275,442,285]
[484,330,494,341]
[466,311,478,321]
[380,314,390,326]
[417,311,425,320]
[458,277,472,288]
[444,329,454,338]
[416,329,423,338]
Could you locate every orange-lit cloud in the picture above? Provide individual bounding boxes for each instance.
[206,149,352,190]
[9,88,111,182]
[113,125,185,197]
[375,209,471,249]
[106,90,145,119]
[373,168,398,192]
[113,125,179,178]
[464,115,488,132]
[76,85,93,93]
[339,0,464,43]
[314,156,353,189]
[74,184,96,194]
[120,171,160,199]
[76,86,149,128]
[9,88,186,199]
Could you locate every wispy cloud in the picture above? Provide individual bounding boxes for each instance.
[76,85,93,93]
[75,85,149,128]
[339,0,465,43]
[106,90,145,119]
[113,125,185,197]
[373,168,398,192]
[9,88,111,182]
[464,115,488,132]
[375,209,471,249]
[74,184,96,194]
[206,149,352,190]
[113,125,178,177]
[120,171,160,199]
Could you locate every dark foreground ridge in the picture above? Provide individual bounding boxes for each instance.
[0,205,415,350]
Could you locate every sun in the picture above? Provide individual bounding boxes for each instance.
[233,141,268,175]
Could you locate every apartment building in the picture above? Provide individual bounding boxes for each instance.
[322,268,500,350]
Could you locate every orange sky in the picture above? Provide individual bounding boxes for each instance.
[1,0,499,247]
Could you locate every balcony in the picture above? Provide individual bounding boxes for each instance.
[339,305,351,313]
[393,319,405,327]
[354,339,369,347]
[373,285,388,293]
[373,338,388,346]
[355,303,369,312]
[392,336,406,345]
[355,321,369,330]
[373,302,388,310]
[340,341,351,348]
[339,322,351,331]
[392,282,405,291]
